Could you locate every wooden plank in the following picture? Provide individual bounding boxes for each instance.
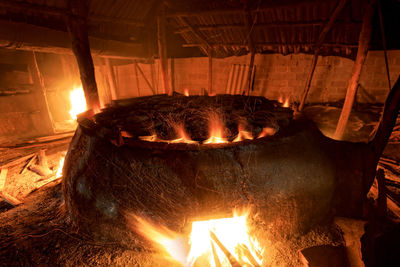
[377,0,391,90]
[333,0,376,139]
[134,60,141,97]
[208,49,213,95]
[0,192,22,206]
[0,153,37,168]
[67,0,100,111]
[0,168,8,192]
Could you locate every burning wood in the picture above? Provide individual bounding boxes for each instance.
[132,210,263,267]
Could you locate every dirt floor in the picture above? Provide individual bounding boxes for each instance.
[0,103,399,266]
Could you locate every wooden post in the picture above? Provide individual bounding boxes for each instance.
[333,0,376,140]
[247,51,255,95]
[104,58,118,100]
[298,0,349,111]
[134,62,156,94]
[67,0,100,111]
[377,0,391,90]
[28,52,55,134]
[208,49,213,95]
[134,60,141,97]
[157,4,171,95]
[376,168,387,217]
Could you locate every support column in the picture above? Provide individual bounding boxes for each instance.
[104,58,118,100]
[67,0,100,111]
[334,0,376,140]
[208,49,213,95]
[157,4,171,95]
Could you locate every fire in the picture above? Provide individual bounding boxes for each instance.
[184,88,190,97]
[233,125,253,142]
[55,156,65,178]
[283,97,290,108]
[133,211,263,267]
[69,86,87,120]
[139,134,161,142]
[278,96,290,108]
[258,127,277,139]
[204,113,229,144]
[170,124,198,144]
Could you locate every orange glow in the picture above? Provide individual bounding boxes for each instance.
[184,88,190,97]
[55,156,65,178]
[283,97,290,108]
[139,134,161,142]
[258,127,277,138]
[69,86,87,120]
[233,125,253,142]
[278,95,283,104]
[203,113,229,144]
[170,124,198,144]
[133,211,263,266]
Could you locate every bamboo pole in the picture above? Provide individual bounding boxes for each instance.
[105,58,118,100]
[134,62,156,94]
[134,60,141,97]
[377,0,391,90]
[28,52,55,134]
[333,0,376,140]
[208,49,213,94]
[157,4,171,95]
[67,0,100,111]
[298,0,349,111]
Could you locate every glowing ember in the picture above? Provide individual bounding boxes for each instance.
[203,113,229,144]
[133,211,263,267]
[55,156,65,178]
[170,124,198,144]
[233,125,253,142]
[258,127,277,139]
[283,97,290,108]
[184,88,190,97]
[69,86,87,120]
[139,134,161,142]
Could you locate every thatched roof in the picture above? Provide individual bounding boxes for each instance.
[0,0,399,59]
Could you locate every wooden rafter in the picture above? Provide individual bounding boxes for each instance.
[243,0,255,95]
[176,16,212,55]
[333,0,376,140]
[298,0,350,111]
[174,21,361,34]
[0,0,144,27]
[182,42,358,48]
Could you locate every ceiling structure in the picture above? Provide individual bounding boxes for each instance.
[0,0,399,59]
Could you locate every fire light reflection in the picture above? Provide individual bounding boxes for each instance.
[133,211,263,267]
[69,86,87,120]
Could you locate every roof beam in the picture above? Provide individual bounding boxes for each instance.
[176,16,212,55]
[182,43,358,48]
[166,0,322,18]
[0,20,148,59]
[0,0,144,27]
[174,21,361,34]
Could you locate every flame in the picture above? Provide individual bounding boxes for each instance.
[170,124,198,144]
[203,113,229,144]
[278,95,283,104]
[133,211,263,267]
[258,127,277,139]
[69,86,87,120]
[55,156,65,178]
[233,125,253,142]
[283,97,290,108]
[139,134,161,142]
[184,89,190,97]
